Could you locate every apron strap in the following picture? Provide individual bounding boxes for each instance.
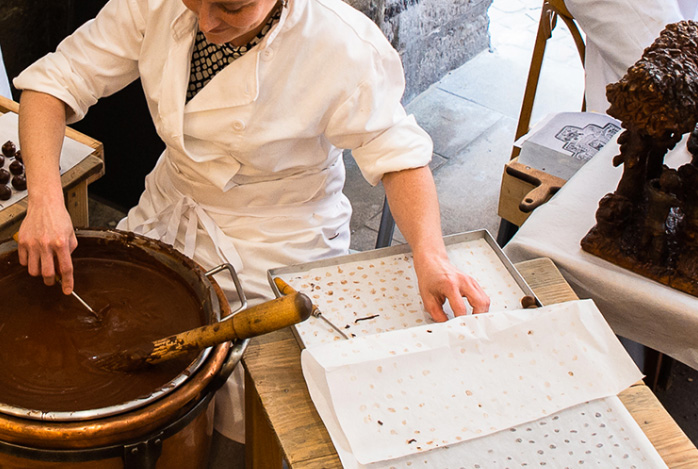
[131,196,245,272]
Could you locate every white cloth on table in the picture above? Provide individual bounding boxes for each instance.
[565,0,698,114]
[14,0,432,442]
[503,133,698,370]
[0,46,10,99]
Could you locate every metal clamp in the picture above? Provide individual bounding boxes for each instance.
[123,432,164,469]
[206,263,247,320]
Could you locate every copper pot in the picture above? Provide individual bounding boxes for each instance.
[0,229,246,467]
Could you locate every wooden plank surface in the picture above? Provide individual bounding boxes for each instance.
[619,380,698,468]
[515,257,578,304]
[244,329,342,468]
[243,257,698,468]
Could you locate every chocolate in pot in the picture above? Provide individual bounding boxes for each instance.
[0,248,205,413]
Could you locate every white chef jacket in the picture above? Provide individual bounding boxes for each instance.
[14,0,432,442]
[565,0,698,113]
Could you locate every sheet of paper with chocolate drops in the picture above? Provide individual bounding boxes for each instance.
[276,234,528,348]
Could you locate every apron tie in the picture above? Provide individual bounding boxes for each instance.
[131,195,244,272]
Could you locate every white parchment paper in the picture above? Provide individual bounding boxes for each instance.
[302,299,645,465]
[0,112,94,210]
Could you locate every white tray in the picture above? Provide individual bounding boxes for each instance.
[268,230,537,348]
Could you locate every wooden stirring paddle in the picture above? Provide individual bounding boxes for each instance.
[94,290,312,372]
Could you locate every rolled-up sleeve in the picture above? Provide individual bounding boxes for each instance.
[324,43,432,186]
[13,0,146,123]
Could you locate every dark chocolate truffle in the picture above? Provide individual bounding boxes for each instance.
[0,169,9,185]
[9,160,23,176]
[0,185,10,200]
[11,175,26,191]
[14,150,22,163]
[1,141,16,158]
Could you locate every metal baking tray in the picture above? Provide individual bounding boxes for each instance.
[268,229,538,348]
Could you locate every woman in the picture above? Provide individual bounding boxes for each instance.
[14,0,490,442]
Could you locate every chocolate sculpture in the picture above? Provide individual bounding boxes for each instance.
[581,21,698,296]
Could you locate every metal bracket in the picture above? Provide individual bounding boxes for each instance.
[206,263,247,318]
[123,432,164,469]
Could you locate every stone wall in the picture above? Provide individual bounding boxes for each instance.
[348,0,492,102]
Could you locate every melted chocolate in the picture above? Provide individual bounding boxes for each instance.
[0,244,206,413]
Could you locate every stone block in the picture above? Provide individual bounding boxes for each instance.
[346,0,492,102]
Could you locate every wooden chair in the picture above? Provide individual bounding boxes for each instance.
[497,0,586,246]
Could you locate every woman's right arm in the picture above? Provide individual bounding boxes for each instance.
[16,90,77,295]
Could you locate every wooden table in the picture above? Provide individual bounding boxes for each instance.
[0,95,104,239]
[242,257,698,468]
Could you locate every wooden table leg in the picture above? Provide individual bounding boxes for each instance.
[65,181,90,228]
[245,369,284,469]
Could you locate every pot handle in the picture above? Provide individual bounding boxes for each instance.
[209,338,250,393]
[205,263,248,320]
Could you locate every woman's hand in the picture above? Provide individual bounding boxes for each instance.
[413,250,490,322]
[381,166,490,322]
[17,90,75,294]
[16,199,77,294]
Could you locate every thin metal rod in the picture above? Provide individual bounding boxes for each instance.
[56,278,99,318]
[312,307,349,339]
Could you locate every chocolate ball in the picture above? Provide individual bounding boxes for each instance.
[0,169,10,185]
[14,150,22,163]
[9,160,23,176]
[1,141,16,158]
[11,175,26,191]
[0,185,10,200]
[0,154,4,167]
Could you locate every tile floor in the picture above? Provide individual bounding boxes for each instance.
[88,0,698,464]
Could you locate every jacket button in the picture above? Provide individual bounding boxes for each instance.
[232,120,246,131]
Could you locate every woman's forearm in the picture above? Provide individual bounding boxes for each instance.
[16,90,78,294]
[19,90,69,208]
[382,166,447,260]
[382,166,490,320]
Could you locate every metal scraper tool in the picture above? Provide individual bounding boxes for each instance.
[274,277,349,339]
[55,277,101,320]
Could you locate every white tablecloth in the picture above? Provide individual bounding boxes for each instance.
[504,134,698,370]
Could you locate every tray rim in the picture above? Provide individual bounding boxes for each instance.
[267,229,540,347]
